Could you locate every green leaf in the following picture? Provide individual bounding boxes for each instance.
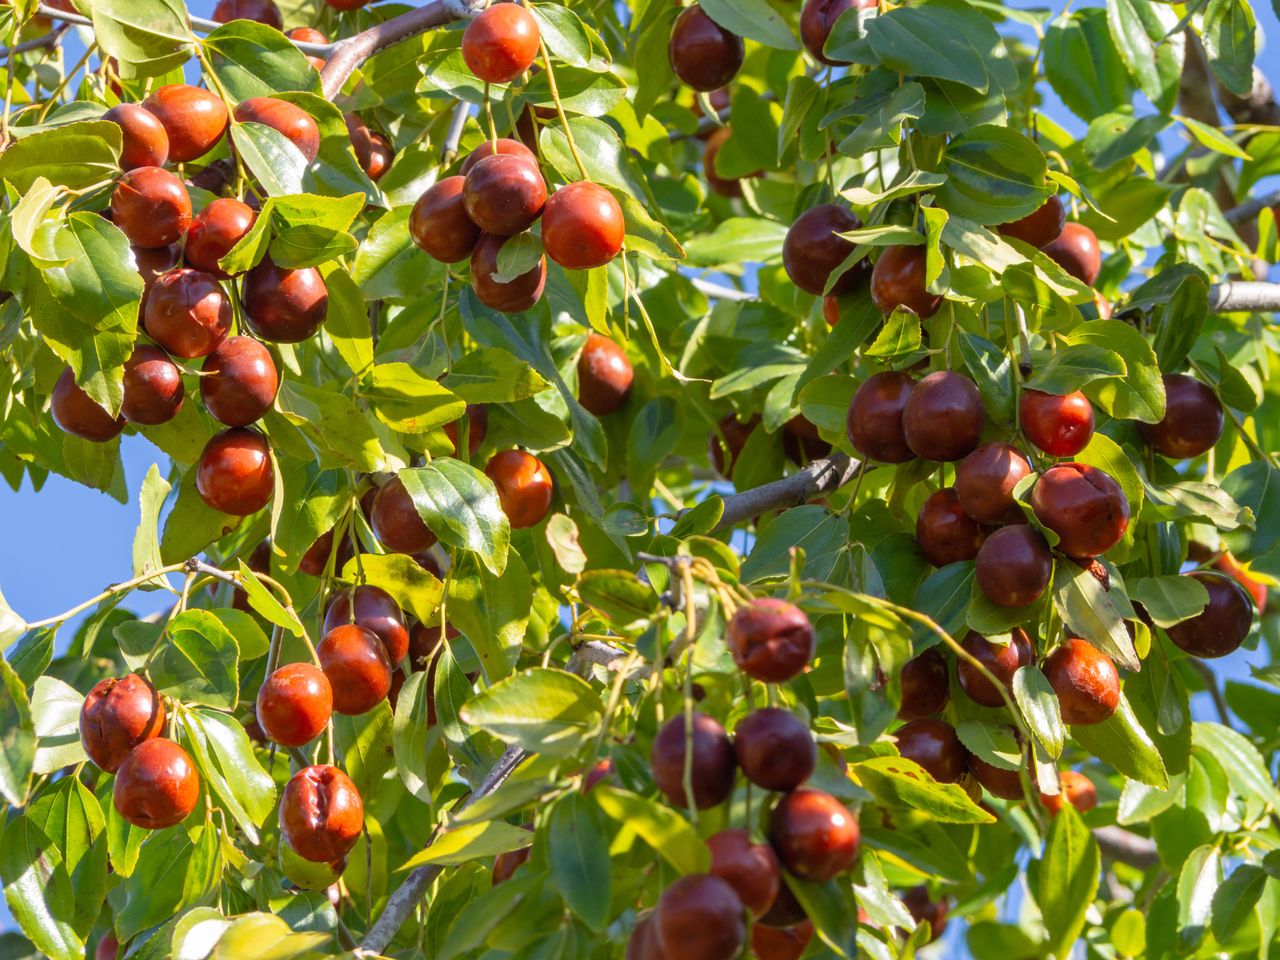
[26,778,107,939]
[132,464,170,583]
[1221,461,1280,561]
[363,363,466,434]
[1070,693,1168,788]
[89,0,193,77]
[548,793,611,931]
[1106,0,1183,113]
[1178,115,1250,160]
[866,0,991,90]
[0,585,26,652]
[0,815,82,959]
[936,124,1052,224]
[392,670,434,802]
[447,552,532,683]
[1043,9,1134,121]
[459,668,603,756]
[207,608,269,661]
[205,19,320,101]
[1212,864,1267,943]
[0,121,121,192]
[1201,0,1256,97]
[743,506,850,583]
[400,460,511,576]
[1127,576,1208,628]
[1177,844,1221,950]
[1035,806,1100,958]
[1012,666,1064,759]
[333,703,395,800]
[445,347,551,404]
[865,306,922,358]
[115,827,197,941]
[684,218,787,268]
[958,332,1014,427]
[230,122,307,198]
[0,658,34,806]
[1066,320,1165,423]
[576,570,657,629]
[1191,721,1280,815]
[341,552,443,626]
[183,709,275,844]
[30,676,87,775]
[855,756,995,823]
[1023,343,1127,395]
[237,560,305,636]
[398,821,533,870]
[592,785,709,875]
[150,609,240,709]
[530,4,594,67]
[699,0,798,50]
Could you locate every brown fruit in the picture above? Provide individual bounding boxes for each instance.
[542,181,625,270]
[371,476,437,555]
[1137,374,1224,460]
[1043,222,1101,285]
[196,427,274,515]
[870,244,941,318]
[200,336,278,426]
[460,137,537,175]
[902,371,984,462]
[471,233,547,312]
[955,442,1032,525]
[444,403,489,457]
[463,154,547,237]
[50,367,125,442]
[1019,388,1095,457]
[1043,638,1119,725]
[916,487,986,567]
[782,414,832,466]
[255,662,333,747]
[346,116,393,181]
[998,195,1066,248]
[897,647,950,721]
[142,85,228,163]
[800,0,867,65]
[492,846,532,884]
[104,103,169,170]
[902,886,949,943]
[957,628,1033,708]
[121,345,184,425]
[280,764,363,862]
[1030,462,1130,558]
[235,97,320,163]
[485,449,554,528]
[289,27,329,71]
[657,874,745,960]
[708,828,780,916]
[112,738,200,829]
[783,204,866,296]
[95,934,119,960]
[968,755,1023,800]
[461,3,541,84]
[410,176,482,263]
[80,674,165,773]
[895,719,967,783]
[975,524,1053,607]
[1165,571,1254,659]
[709,413,758,477]
[323,584,410,664]
[650,710,736,809]
[243,257,328,342]
[185,198,257,278]
[144,268,232,358]
[1041,769,1098,815]
[668,5,744,92]
[703,127,753,198]
[318,624,393,715]
[847,371,916,463]
[212,0,283,28]
[134,244,182,296]
[768,788,860,881]
[752,922,813,960]
[727,598,814,682]
[111,166,192,249]
[577,333,634,415]
[733,708,816,792]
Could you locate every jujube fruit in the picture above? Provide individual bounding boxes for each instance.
[471,232,547,312]
[200,336,278,426]
[80,673,165,772]
[871,244,941,318]
[1213,550,1267,614]
[782,414,831,466]
[134,243,182,295]
[51,367,125,442]
[144,268,232,358]
[111,166,191,249]
[916,487,986,567]
[185,198,257,278]
[758,883,807,929]
[411,176,482,263]
[1043,222,1101,286]
[1019,388,1094,457]
[485,449,554,528]
[255,662,333,747]
[957,628,1033,708]
[968,755,1023,800]
[902,371,984,461]
[196,427,274,515]
[800,0,867,65]
[444,403,489,457]
[847,371,916,463]
[103,103,169,170]
[895,718,967,783]
[668,5,744,92]
[460,137,536,175]
[1041,769,1097,815]
[577,333,634,416]
[703,127,748,198]
[243,258,328,342]
[655,874,745,960]
[121,345,184,425]
[492,846,532,884]
[897,647,950,721]
[902,886,949,943]
[289,27,329,72]
[350,120,393,181]
[708,828,780,916]
[1030,462,1129,558]
[726,597,814,682]
[326,0,372,9]
[318,623,393,715]
[768,788,860,881]
[142,85,228,163]
[955,442,1032,525]
[751,922,813,960]
[461,3,541,84]
[371,476,437,555]
[95,934,119,960]
[998,195,1065,248]
[212,0,282,28]
[463,154,546,237]
[280,764,363,862]
[542,181,625,270]
[650,710,736,809]
[323,584,410,664]
[235,97,320,163]
[1137,374,1224,460]
[626,914,664,960]
[733,707,816,792]
[975,524,1053,607]
[709,413,758,477]
[1043,637,1119,725]
[113,738,200,829]
[1165,571,1253,659]
[783,204,865,296]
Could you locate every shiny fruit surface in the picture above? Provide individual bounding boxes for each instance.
[800,0,866,64]
[280,764,363,862]
[485,449,554,528]
[577,334,634,416]
[1019,389,1095,457]
[916,488,986,567]
[410,177,482,263]
[871,244,941,318]
[104,103,169,170]
[256,662,333,747]
[113,738,199,829]
[768,788,860,881]
[783,204,865,296]
[144,268,232,359]
[656,874,745,960]
[111,166,192,249]
[323,585,410,664]
[80,674,165,772]
[371,476,437,555]
[542,181,625,270]
[998,195,1065,248]
[461,4,541,84]
[1043,638,1120,725]
[318,623,393,715]
[142,85,228,162]
[461,137,536,175]
[726,598,814,682]
[212,0,283,28]
[898,648,950,721]
[1030,463,1130,558]
[1137,374,1224,460]
[1165,571,1254,658]
[235,97,321,162]
[121,345,184,425]
[895,718,967,783]
[196,427,274,515]
[1043,222,1101,285]
[1042,770,1098,814]
[51,367,126,442]
[902,371,984,462]
[957,629,1033,708]
[668,5,744,92]
[650,710,736,809]
[471,233,547,312]
[463,154,546,237]
[185,198,257,278]
[733,707,816,792]
[243,258,329,342]
[847,371,916,463]
[200,336,278,426]
[708,828,780,916]
[954,442,1032,525]
[975,524,1052,607]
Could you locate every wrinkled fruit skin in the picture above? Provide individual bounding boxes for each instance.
[733,707,816,792]
[323,584,410,664]
[751,921,813,960]
[1043,638,1119,725]
[461,4,541,84]
[577,334,634,416]
[1166,571,1254,659]
[113,738,200,829]
[1042,770,1098,815]
[800,0,865,64]
[847,371,916,463]
[957,628,1033,708]
[656,874,745,960]
[104,103,169,170]
[111,166,192,249]
[955,442,1031,525]
[319,624,392,715]
[768,788,860,881]
[143,85,228,163]
[710,413,758,477]
[903,371,984,462]
[280,764,364,862]
[783,204,866,297]
[200,336,278,426]
[895,718,967,783]
[144,268,232,359]
[668,5,745,92]
[186,198,257,278]
[411,177,482,263]
[1138,374,1224,460]
[916,488,986,567]
[51,367,125,442]
[121,345,184,425]
[975,524,1053,607]
[897,647,950,721]
[727,598,815,682]
[1019,389,1095,457]
[471,233,547,312]
[80,674,166,772]
[485,449,554,528]
[256,662,333,747]
[650,710,737,809]
[235,97,320,162]
[708,828,780,916]
[902,886,949,944]
[463,154,547,237]
[969,755,1023,800]
[243,258,329,343]
[871,244,941,318]
[196,427,274,515]
[542,181,625,270]
[998,195,1065,248]
[372,476,437,555]
[1031,463,1129,558]
[1043,222,1101,286]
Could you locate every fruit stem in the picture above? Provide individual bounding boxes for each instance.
[24,561,188,629]
[537,39,589,180]
[35,39,96,124]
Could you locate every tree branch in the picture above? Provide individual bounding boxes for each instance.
[0,22,69,59]
[1095,826,1159,869]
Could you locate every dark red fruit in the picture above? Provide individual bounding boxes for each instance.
[255,662,333,747]
[733,708,816,792]
[1043,637,1119,725]
[234,97,320,162]
[903,371,984,461]
[460,137,537,175]
[902,886,949,943]
[144,268,232,358]
[650,710,736,809]
[103,103,169,170]
[134,244,182,295]
[485,449,554,528]
[371,476,437,555]
[471,233,546,312]
[768,788,860,881]
[185,198,257,278]
[461,3,540,84]
[444,403,489,457]
[975,524,1053,607]
[957,628,1033,708]
[800,0,866,65]
[998,195,1065,248]
[411,176,482,263]
[783,204,865,296]
[542,181,625,269]
[871,244,941,318]
[656,874,745,960]
[1165,571,1254,659]
[212,0,282,27]
[196,427,274,515]
[758,883,807,929]
[847,371,916,463]
[280,764,363,862]
[1019,389,1094,457]
[348,119,392,180]
[708,829,780,917]
[492,847,531,885]
[627,914,664,960]
[703,127,752,198]
[111,166,191,249]
[782,415,832,466]
[752,922,813,960]
[1041,770,1097,815]
[121,345,184,425]
[968,755,1023,800]
[112,738,200,829]
[895,718,967,783]
[916,488,986,567]
[80,674,165,773]
[709,413,758,477]
[898,648,949,721]
[318,624,393,715]
[299,525,354,578]
[668,5,744,92]
[1043,222,1101,286]
[1030,463,1129,558]
[577,334,634,416]
[1137,374,1224,460]
[463,154,546,237]
[955,442,1032,525]
[243,258,328,342]
[323,585,410,664]
[727,598,814,682]
[95,934,119,960]
[50,367,125,442]
[142,85,228,163]
[200,336,278,426]
[583,759,614,794]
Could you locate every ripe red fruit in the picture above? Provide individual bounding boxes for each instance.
[957,628,1033,708]
[50,367,125,442]
[492,846,531,884]
[1166,571,1254,658]
[627,914,664,960]
[289,27,329,72]
[968,755,1023,800]
[111,166,191,249]
[121,345,184,425]
[134,243,182,296]
[144,268,232,358]
[783,204,866,296]
[1019,388,1094,457]
[142,85,228,163]
[113,738,200,829]
[656,874,746,960]
[708,829,780,916]
[583,758,614,794]
[903,371,984,461]
[733,708,816,792]
[800,0,866,65]
[1041,769,1097,815]
[1043,222,1101,285]
[200,336,278,426]
[324,584,410,663]
[1043,638,1119,725]
[95,934,119,960]
[471,233,547,312]
[444,403,489,457]
[782,414,832,466]
[758,883,807,928]
[463,154,546,237]
[346,114,393,180]
[709,413,758,477]
[235,97,320,162]
[727,598,815,682]
[902,886,949,943]
[103,103,169,170]
[318,624,393,715]
[668,5,744,92]
[998,195,1065,248]
[703,127,755,198]
[898,647,950,721]
[955,442,1032,525]
[1137,374,1224,460]
[80,674,165,772]
[461,137,537,175]
[411,176,482,263]
[243,258,328,342]
[752,921,813,960]
[847,371,916,463]
[1031,462,1129,558]
[916,487,986,567]
[185,198,257,278]
[280,764,363,862]
[371,476,437,555]
[1213,551,1267,614]
[871,244,941,318]
[485,449,554,528]
[768,788,860,881]
[576,334,634,416]
[256,662,333,747]
[975,524,1053,607]
[212,0,282,27]
[542,181,625,270]
[196,427,274,515]
[650,710,736,809]
[895,718,967,783]
[461,4,540,84]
